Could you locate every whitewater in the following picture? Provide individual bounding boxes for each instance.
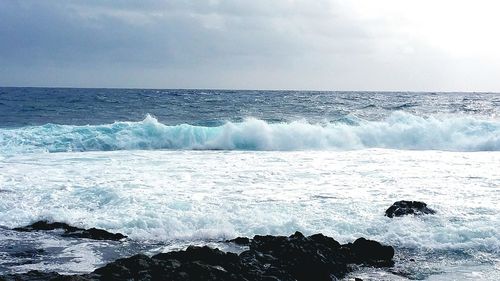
[1,112,500,153]
[0,88,499,280]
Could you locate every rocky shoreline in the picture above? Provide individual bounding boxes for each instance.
[0,201,435,281]
[1,231,394,281]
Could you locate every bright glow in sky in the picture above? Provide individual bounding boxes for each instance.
[347,0,500,58]
[1,0,499,91]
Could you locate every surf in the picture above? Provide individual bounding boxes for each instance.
[0,112,499,153]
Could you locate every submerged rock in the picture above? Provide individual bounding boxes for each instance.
[1,232,394,281]
[13,221,127,241]
[0,270,85,281]
[9,248,45,259]
[385,201,436,218]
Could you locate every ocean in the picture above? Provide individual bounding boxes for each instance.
[0,88,499,280]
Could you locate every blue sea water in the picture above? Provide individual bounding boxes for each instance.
[0,88,499,280]
[1,88,500,153]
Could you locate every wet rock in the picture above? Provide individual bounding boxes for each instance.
[227,237,251,246]
[14,221,80,233]
[153,246,241,270]
[0,270,86,281]
[62,228,127,241]
[93,248,245,281]
[385,201,436,218]
[343,238,395,267]
[245,231,348,281]
[1,232,395,281]
[13,221,127,241]
[91,254,162,280]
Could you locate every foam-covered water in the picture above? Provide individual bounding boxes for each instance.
[0,88,499,280]
[0,150,499,279]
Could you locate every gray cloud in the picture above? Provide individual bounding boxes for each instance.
[1,0,499,91]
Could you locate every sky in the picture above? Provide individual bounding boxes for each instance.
[1,0,500,91]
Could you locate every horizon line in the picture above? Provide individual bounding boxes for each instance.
[0,85,498,94]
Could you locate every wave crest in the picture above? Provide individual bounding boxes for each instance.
[1,112,499,153]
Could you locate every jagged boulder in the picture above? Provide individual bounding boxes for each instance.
[93,248,245,281]
[226,237,251,245]
[13,221,127,241]
[343,237,395,267]
[89,232,394,281]
[385,201,436,218]
[1,232,395,281]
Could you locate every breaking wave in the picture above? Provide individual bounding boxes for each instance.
[1,112,499,153]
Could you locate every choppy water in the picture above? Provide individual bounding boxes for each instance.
[0,88,499,280]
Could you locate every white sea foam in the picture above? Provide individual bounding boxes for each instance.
[1,112,499,153]
[0,150,498,255]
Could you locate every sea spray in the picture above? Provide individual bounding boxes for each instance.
[1,112,499,153]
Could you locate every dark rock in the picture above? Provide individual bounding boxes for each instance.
[1,232,395,281]
[95,248,244,281]
[154,246,240,269]
[0,270,86,281]
[227,237,251,245]
[153,232,392,281]
[13,221,127,241]
[62,228,127,241]
[246,231,348,281]
[14,221,80,233]
[385,201,436,218]
[344,238,395,267]
[92,254,159,280]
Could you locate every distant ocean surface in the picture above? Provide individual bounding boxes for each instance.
[0,88,499,280]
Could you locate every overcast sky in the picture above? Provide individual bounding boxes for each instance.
[1,0,499,91]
